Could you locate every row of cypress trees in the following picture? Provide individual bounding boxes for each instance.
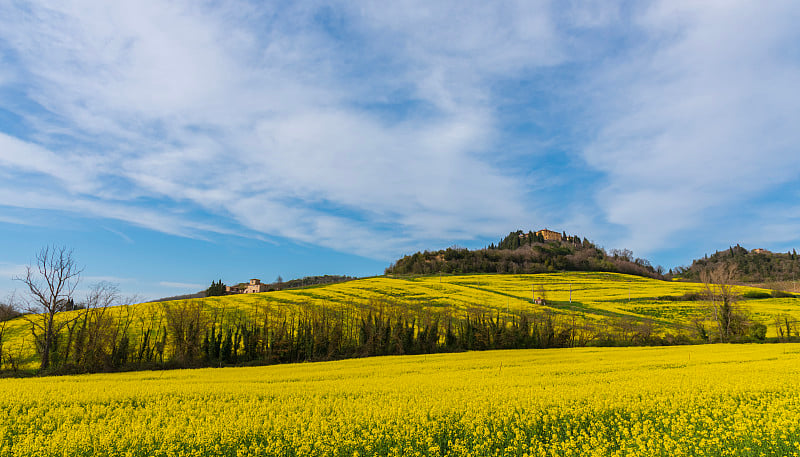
[14,299,688,374]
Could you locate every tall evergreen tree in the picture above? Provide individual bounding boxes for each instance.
[206,280,226,297]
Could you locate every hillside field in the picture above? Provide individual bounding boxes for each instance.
[2,272,800,369]
[2,344,800,456]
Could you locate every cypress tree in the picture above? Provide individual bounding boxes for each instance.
[206,280,226,297]
[220,330,233,364]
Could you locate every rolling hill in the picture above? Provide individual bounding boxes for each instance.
[388,230,664,278]
[2,271,799,373]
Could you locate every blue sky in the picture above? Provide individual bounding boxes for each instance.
[1,1,799,301]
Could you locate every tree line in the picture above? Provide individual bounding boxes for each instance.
[676,244,800,284]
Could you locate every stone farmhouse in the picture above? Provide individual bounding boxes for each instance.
[226,278,269,294]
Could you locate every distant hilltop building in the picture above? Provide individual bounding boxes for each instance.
[515,229,565,242]
[498,228,582,251]
[226,278,269,294]
[535,229,562,241]
[751,248,770,254]
[519,229,564,241]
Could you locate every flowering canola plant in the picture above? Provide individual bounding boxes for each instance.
[2,343,800,456]
[2,272,798,369]
[173,272,800,336]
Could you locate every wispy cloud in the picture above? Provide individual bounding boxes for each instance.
[0,0,798,266]
[159,281,204,290]
[0,0,568,258]
[0,263,28,279]
[581,0,800,254]
[101,226,134,244]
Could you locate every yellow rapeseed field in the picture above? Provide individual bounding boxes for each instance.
[2,343,800,456]
[185,272,797,333]
[2,272,798,368]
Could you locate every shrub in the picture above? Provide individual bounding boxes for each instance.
[749,323,767,341]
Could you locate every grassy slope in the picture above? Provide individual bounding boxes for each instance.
[3,272,799,368]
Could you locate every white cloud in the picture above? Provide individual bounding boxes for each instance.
[0,187,238,241]
[101,226,134,244]
[0,133,104,194]
[0,263,28,279]
[3,0,797,265]
[582,0,800,254]
[0,0,567,259]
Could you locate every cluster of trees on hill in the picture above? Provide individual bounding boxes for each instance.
[676,245,800,284]
[388,230,664,279]
[206,280,226,297]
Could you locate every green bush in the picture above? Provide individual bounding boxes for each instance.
[749,323,767,341]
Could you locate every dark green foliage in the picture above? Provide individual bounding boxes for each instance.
[206,280,226,297]
[743,291,772,299]
[771,290,795,298]
[220,329,235,364]
[137,329,154,363]
[749,323,767,341]
[695,321,709,342]
[654,292,703,301]
[111,335,129,368]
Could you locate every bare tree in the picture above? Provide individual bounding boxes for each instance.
[14,246,84,370]
[68,282,126,370]
[700,264,746,342]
